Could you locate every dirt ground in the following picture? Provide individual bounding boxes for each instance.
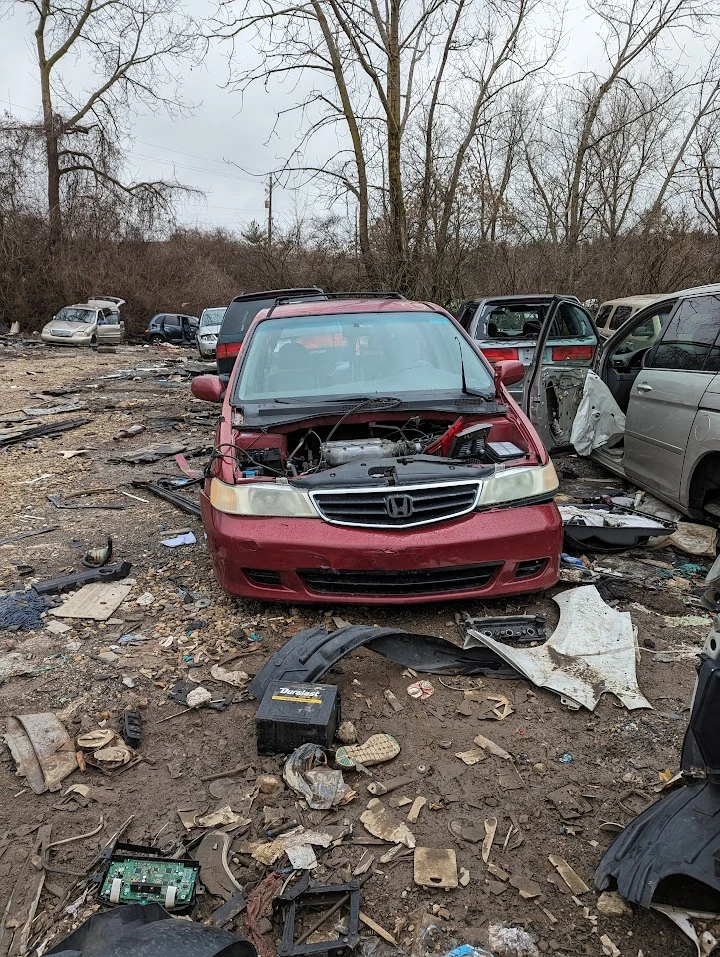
[0,338,715,957]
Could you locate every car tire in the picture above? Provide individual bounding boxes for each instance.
[90,335,97,347]
[150,334,164,344]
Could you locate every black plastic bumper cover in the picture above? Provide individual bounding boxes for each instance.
[594,779,720,911]
[247,624,520,701]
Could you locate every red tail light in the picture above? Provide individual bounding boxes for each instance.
[551,345,594,361]
[481,347,519,364]
[216,341,242,360]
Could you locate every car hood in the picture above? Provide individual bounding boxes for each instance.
[44,319,95,333]
[198,324,221,335]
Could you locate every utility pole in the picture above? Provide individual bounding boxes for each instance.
[265,173,273,249]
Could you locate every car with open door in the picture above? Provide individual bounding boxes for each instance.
[41,297,126,346]
[143,313,200,345]
[525,283,720,520]
[191,293,563,604]
[456,295,590,403]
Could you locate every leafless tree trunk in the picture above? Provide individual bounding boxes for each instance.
[219,0,557,291]
[17,0,200,246]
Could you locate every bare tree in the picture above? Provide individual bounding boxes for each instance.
[219,0,558,291]
[14,0,200,245]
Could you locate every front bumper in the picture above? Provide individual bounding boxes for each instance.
[41,333,92,345]
[201,493,562,604]
[198,343,217,358]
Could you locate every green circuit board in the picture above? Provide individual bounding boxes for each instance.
[99,857,198,909]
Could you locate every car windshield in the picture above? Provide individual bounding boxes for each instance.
[56,307,95,324]
[234,311,494,402]
[201,308,225,326]
[479,303,546,340]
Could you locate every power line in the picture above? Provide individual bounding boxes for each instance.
[126,150,261,184]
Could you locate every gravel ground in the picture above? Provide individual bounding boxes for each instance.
[0,339,715,956]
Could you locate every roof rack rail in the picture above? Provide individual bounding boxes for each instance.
[266,289,407,319]
[322,291,406,300]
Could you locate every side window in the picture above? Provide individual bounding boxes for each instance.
[609,305,632,330]
[456,304,476,331]
[164,315,181,330]
[648,296,720,372]
[612,306,672,359]
[596,305,612,328]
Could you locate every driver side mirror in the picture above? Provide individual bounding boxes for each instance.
[191,374,225,403]
[495,359,525,386]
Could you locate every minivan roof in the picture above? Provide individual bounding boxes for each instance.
[599,294,666,307]
[672,283,720,298]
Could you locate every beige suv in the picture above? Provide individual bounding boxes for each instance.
[595,294,667,339]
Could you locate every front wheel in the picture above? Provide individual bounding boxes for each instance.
[150,334,164,344]
[90,335,97,347]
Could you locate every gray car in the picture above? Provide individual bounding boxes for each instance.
[456,294,592,403]
[523,283,720,519]
[196,307,225,359]
[41,297,126,346]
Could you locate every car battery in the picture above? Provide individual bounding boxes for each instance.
[255,682,340,754]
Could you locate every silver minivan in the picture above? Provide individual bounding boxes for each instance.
[522,284,720,519]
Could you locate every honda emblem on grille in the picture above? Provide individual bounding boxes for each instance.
[386,494,414,519]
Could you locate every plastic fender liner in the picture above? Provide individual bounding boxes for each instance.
[46,901,257,957]
[594,779,720,911]
[247,624,520,701]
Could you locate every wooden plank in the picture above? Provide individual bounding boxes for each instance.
[51,583,131,621]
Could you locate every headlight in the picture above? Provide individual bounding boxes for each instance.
[477,462,558,507]
[210,478,318,517]
[73,327,88,336]
[200,334,217,342]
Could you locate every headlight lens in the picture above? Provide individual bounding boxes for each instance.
[210,478,318,517]
[477,462,558,507]
[73,327,87,336]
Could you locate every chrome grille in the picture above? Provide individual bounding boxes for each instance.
[51,328,74,337]
[310,480,481,529]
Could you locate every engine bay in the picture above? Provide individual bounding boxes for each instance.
[226,414,534,481]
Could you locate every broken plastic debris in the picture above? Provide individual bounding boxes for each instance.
[136,592,155,606]
[414,847,458,888]
[283,743,355,810]
[335,733,400,768]
[161,531,197,548]
[77,729,115,750]
[195,806,250,828]
[407,679,435,699]
[455,748,487,766]
[210,664,249,688]
[482,817,497,863]
[251,827,333,867]
[548,855,589,894]
[360,798,416,848]
[466,586,651,712]
[4,713,78,794]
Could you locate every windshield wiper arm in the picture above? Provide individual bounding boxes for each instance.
[455,337,491,398]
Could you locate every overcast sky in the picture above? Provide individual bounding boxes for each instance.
[0,1,703,232]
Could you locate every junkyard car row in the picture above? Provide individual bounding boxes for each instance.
[39,281,720,602]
